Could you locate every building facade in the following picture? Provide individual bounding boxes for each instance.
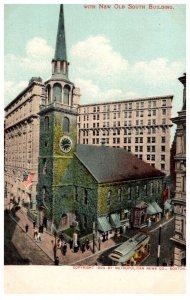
[4,77,45,210]
[170,73,186,266]
[78,96,173,175]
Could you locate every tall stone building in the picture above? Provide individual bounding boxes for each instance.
[4,77,45,209]
[170,73,186,266]
[78,96,173,175]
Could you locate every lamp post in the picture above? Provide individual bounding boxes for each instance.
[157,224,162,266]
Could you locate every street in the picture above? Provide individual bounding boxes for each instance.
[4,212,52,265]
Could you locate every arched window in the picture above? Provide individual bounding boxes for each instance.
[107,190,111,207]
[118,188,122,204]
[84,188,88,205]
[63,117,70,133]
[63,85,70,105]
[44,116,49,131]
[42,186,46,203]
[53,83,62,102]
[43,158,47,175]
[47,85,51,104]
[127,187,131,200]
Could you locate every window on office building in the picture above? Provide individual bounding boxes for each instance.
[128,146,131,152]
[147,146,150,152]
[140,137,143,143]
[129,102,132,109]
[103,113,106,120]
[161,155,165,161]
[135,146,138,152]
[162,136,166,143]
[92,138,95,144]
[161,164,165,170]
[147,155,150,160]
[128,137,131,143]
[93,106,96,112]
[124,112,127,118]
[152,137,156,143]
[152,146,155,152]
[151,155,155,161]
[140,146,143,152]
[135,137,138,143]
[136,111,139,117]
[147,137,151,143]
[114,113,116,119]
[162,100,166,106]
[161,145,165,152]
[124,137,127,143]
[162,118,166,125]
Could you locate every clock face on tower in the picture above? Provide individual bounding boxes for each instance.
[59,136,72,153]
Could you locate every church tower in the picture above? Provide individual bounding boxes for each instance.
[38,4,80,231]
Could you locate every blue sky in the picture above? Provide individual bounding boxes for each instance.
[4,3,186,123]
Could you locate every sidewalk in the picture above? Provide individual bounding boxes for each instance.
[8,208,127,266]
[7,206,174,266]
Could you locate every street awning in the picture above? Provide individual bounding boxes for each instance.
[110,213,121,228]
[152,202,162,213]
[98,216,112,232]
[147,203,157,215]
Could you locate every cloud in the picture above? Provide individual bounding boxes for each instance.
[5,37,53,78]
[71,35,128,81]
[4,80,28,105]
[26,37,54,58]
[132,58,184,86]
[74,78,138,104]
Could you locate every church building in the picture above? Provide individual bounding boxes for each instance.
[37,4,165,235]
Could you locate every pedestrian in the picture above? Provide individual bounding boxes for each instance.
[33,220,36,229]
[54,256,59,266]
[98,236,101,251]
[102,232,106,242]
[74,243,78,253]
[81,241,86,253]
[60,232,64,241]
[34,229,38,240]
[85,238,90,250]
[57,238,62,249]
[105,232,109,240]
[69,239,73,249]
[63,242,67,256]
[25,224,29,233]
[37,232,41,242]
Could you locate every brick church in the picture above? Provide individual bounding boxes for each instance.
[37,4,165,235]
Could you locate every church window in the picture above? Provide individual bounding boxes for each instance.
[107,190,111,207]
[84,189,88,205]
[136,185,140,197]
[43,158,47,174]
[63,117,70,133]
[47,85,51,104]
[53,83,62,102]
[127,187,131,200]
[42,186,46,203]
[44,116,49,131]
[63,85,70,105]
[118,188,122,204]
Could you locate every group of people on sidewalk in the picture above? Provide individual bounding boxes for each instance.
[25,220,44,243]
[53,236,92,265]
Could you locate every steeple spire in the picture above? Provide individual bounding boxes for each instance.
[54,4,67,61]
[51,4,69,79]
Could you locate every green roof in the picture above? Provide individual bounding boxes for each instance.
[54,4,67,61]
